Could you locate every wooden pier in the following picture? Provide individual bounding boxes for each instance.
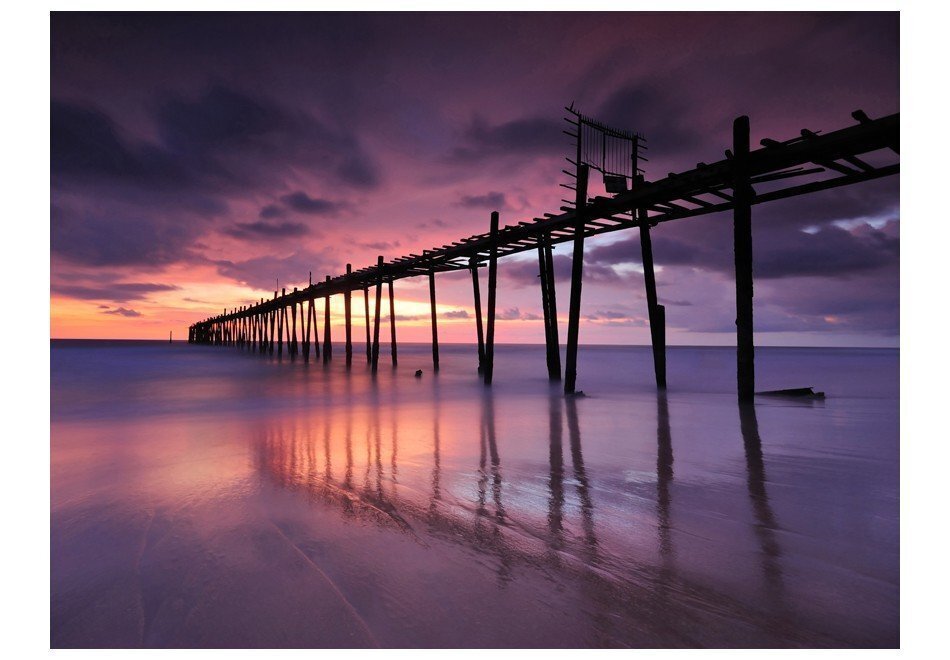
[189,108,899,401]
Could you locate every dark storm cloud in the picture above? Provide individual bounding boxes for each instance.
[501,254,625,288]
[223,221,310,241]
[280,192,346,215]
[52,282,179,302]
[457,191,506,209]
[450,116,562,162]
[102,307,143,317]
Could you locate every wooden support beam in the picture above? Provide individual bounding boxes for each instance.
[733,116,755,402]
[544,240,561,380]
[345,264,353,367]
[538,241,554,378]
[364,287,371,363]
[323,276,332,363]
[484,211,499,384]
[290,292,298,357]
[277,290,285,356]
[372,256,383,372]
[311,298,320,359]
[303,299,311,361]
[564,165,589,394]
[388,279,398,366]
[470,256,485,373]
[639,209,667,389]
[429,269,440,371]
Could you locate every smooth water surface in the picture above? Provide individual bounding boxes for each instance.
[51,341,899,648]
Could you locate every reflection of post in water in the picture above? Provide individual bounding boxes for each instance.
[430,393,442,514]
[484,392,505,523]
[547,394,565,550]
[739,403,784,600]
[374,406,383,498]
[565,396,598,558]
[479,390,511,584]
[656,393,674,563]
[390,408,399,499]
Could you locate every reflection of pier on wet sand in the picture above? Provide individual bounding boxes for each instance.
[253,390,840,647]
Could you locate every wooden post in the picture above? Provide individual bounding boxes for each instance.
[303,299,311,362]
[639,210,667,389]
[470,257,485,373]
[364,287,371,363]
[323,276,332,363]
[309,298,320,359]
[733,116,755,402]
[544,240,561,380]
[564,164,589,394]
[484,211,499,384]
[269,293,277,354]
[345,264,353,367]
[372,256,383,372]
[388,279,397,366]
[277,290,285,356]
[429,269,439,371]
[290,291,298,357]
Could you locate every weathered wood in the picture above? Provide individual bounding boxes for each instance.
[470,256,485,372]
[303,299,311,361]
[544,240,561,380]
[311,297,320,359]
[364,286,371,363]
[733,116,755,402]
[388,279,397,366]
[324,276,332,363]
[484,211,499,385]
[372,256,383,372]
[639,212,667,389]
[564,165,589,394]
[277,291,285,356]
[429,269,439,371]
[290,291,298,357]
[345,264,353,367]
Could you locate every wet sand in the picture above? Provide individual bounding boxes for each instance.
[51,341,899,647]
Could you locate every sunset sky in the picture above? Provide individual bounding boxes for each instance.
[50,12,899,346]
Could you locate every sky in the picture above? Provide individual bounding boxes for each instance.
[50,11,899,346]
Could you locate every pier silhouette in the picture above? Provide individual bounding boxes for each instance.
[190,108,899,402]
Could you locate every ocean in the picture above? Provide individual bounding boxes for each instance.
[50,340,899,648]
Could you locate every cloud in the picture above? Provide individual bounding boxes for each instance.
[213,249,338,290]
[223,221,309,241]
[102,307,143,317]
[280,191,346,215]
[457,191,506,209]
[259,204,285,219]
[450,115,562,162]
[442,309,470,319]
[53,282,179,302]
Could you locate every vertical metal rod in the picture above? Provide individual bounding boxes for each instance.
[470,257,485,373]
[345,264,353,367]
[323,276,332,363]
[639,210,666,389]
[429,269,439,371]
[388,279,397,366]
[733,116,755,402]
[544,241,561,380]
[372,256,383,372]
[564,165,589,394]
[484,211,499,384]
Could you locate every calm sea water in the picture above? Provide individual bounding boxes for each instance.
[51,340,899,648]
